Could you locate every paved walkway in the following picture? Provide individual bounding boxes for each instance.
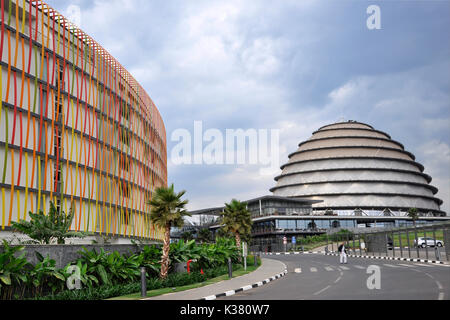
[143,258,287,300]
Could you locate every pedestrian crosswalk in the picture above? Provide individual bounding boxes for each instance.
[292,262,447,274]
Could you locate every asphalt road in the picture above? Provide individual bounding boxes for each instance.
[218,254,450,300]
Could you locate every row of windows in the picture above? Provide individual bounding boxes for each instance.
[249,207,312,217]
[252,219,442,232]
[274,219,357,230]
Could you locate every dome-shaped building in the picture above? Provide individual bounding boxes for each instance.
[271,121,445,217]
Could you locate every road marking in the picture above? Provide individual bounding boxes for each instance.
[339,266,349,270]
[383,264,401,268]
[353,265,365,269]
[310,267,318,272]
[398,264,414,267]
[324,267,334,271]
[313,285,331,296]
[294,268,302,273]
[414,263,434,267]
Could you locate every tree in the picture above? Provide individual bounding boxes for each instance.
[219,199,252,257]
[181,231,194,242]
[11,202,86,244]
[408,208,419,227]
[148,184,190,279]
[197,228,212,243]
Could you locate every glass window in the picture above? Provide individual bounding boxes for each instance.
[286,220,296,229]
[341,220,355,228]
[331,220,340,228]
[306,220,316,229]
[316,220,330,229]
[296,220,306,229]
[277,220,288,229]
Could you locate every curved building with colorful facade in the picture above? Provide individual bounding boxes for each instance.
[0,0,167,241]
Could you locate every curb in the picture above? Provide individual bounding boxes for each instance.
[200,265,288,300]
[262,251,449,265]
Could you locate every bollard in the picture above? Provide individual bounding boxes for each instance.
[254,254,258,267]
[435,246,441,261]
[228,258,233,278]
[140,267,147,298]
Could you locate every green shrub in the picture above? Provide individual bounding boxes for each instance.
[11,201,88,245]
[0,241,31,300]
[33,264,243,301]
[2,237,244,300]
[245,255,261,267]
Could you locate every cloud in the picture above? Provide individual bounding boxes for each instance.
[418,141,450,212]
[45,0,450,214]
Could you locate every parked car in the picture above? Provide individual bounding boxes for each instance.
[414,237,444,248]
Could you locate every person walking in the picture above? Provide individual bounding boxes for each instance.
[338,243,348,264]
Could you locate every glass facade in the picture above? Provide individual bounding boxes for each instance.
[249,198,313,219]
[255,218,362,233]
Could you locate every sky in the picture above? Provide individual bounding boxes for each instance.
[46,0,450,214]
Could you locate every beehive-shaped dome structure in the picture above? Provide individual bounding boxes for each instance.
[271,121,445,216]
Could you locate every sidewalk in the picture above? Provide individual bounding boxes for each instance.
[143,258,287,300]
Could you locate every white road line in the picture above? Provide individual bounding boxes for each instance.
[414,263,434,267]
[353,265,365,269]
[294,268,302,273]
[383,264,401,268]
[310,267,318,272]
[324,267,334,271]
[339,266,349,270]
[398,264,414,267]
[313,285,331,296]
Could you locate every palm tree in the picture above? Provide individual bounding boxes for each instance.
[408,208,419,227]
[220,199,252,256]
[197,228,212,243]
[148,184,190,279]
[181,231,194,242]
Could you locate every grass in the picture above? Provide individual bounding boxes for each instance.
[107,264,261,300]
[314,230,445,250]
[291,241,328,252]
[392,230,444,247]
